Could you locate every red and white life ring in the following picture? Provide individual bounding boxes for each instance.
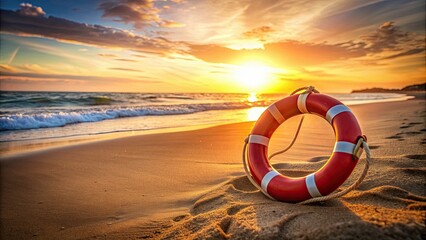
[247,92,365,202]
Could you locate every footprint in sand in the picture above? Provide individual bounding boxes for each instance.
[385,135,403,140]
[404,131,422,136]
[226,204,250,216]
[408,122,423,126]
[308,156,329,162]
[404,154,426,160]
[218,217,232,234]
[230,176,257,192]
[399,167,426,176]
[400,122,424,130]
[173,214,189,222]
[388,121,425,140]
[368,145,380,150]
[344,186,425,209]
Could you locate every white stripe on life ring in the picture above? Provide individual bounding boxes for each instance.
[333,141,356,155]
[261,170,280,193]
[248,135,270,146]
[297,93,309,113]
[305,173,322,197]
[326,105,351,123]
[268,104,285,124]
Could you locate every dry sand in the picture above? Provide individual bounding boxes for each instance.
[1,98,425,239]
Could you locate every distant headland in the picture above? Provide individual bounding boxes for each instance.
[352,83,425,93]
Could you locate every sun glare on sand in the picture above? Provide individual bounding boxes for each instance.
[247,107,266,121]
[234,62,273,91]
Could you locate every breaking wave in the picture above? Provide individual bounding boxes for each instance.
[0,102,252,131]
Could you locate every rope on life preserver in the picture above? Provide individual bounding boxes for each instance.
[268,86,317,161]
[242,86,371,204]
[299,140,370,204]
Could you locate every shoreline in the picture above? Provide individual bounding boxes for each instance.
[0,122,228,159]
[1,92,423,158]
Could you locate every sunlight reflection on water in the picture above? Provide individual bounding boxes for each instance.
[247,92,258,103]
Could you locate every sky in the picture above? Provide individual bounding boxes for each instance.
[0,0,425,93]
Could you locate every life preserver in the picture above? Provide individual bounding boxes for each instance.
[247,92,365,202]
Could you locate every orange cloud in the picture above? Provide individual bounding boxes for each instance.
[114,58,138,62]
[381,49,425,60]
[189,22,425,67]
[108,67,142,72]
[160,20,185,28]
[242,26,274,42]
[98,53,119,58]
[189,41,363,67]
[0,64,17,72]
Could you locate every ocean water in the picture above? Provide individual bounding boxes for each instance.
[0,91,413,142]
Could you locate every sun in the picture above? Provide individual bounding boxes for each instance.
[233,62,272,91]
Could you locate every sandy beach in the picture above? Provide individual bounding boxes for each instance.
[1,97,425,239]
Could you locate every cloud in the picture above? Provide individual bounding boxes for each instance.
[239,0,315,28]
[7,47,20,65]
[1,3,423,71]
[0,71,158,83]
[21,64,51,73]
[164,0,424,46]
[0,64,17,72]
[99,0,159,29]
[189,22,425,67]
[17,3,45,17]
[362,22,410,52]
[114,58,138,62]
[301,68,336,77]
[133,54,147,58]
[0,71,105,81]
[5,35,103,65]
[98,0,184,29]
[108,67,142,72]
[0,6,182,55]
[160,20,185,28]
[242,26,274,42]
[0,77,85,86]
[315,0,426,35]
[381,48,425,60]
[189,40,364,67]
[98,53,119,58]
